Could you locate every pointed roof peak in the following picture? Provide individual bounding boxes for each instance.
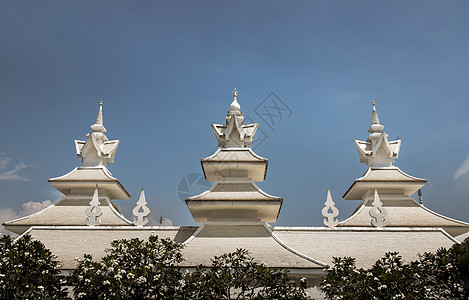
[230,88,241,112]
[90,99,107,133]
[371,98,380,125]
[369,98,384,134]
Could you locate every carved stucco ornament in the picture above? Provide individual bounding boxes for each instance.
[86,185,103,226]
[74,100,120,167]
[369,189,387,227]
[132,189,151,226]
[321,189,339,227]
[211,89,259,148]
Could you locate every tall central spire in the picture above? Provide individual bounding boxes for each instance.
[369,99,384,134]
[353,99,401,168]
[212,89,258,148]
[75,100,120,167]
[90,99,106,133]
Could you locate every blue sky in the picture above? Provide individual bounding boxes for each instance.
[1,1,469,230]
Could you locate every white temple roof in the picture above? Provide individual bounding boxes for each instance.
[49,166,130,199]
[339,196,469,231]
[201,148,268,182]
[3,194,131,234]
[343,167,426,200]
[26,226,198,269]
[23,225,460,270]
[273,227,457,268]
[180,224,327,269]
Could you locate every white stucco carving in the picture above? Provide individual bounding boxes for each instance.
[321,189,339,227]
[369,189,387,227]
[353,100,401,168]
[211,89,259,148]
[132,189,150,226]
[74,100,119,167]
[85,186,103,226]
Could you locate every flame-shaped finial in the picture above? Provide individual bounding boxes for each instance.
[230,88,241,112]
[90,99,107,133]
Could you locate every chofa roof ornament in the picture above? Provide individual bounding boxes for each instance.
[211,89,259,148]
[74,100,120,167]
[353,99,401,168]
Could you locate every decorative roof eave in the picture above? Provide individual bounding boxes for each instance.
[186,182,282,201]
[201,148,268,182]
[3,195,132,234]
[48,167,131,199]
[343,167,426,200]
[339,196,469,229]
[353,136,401,163]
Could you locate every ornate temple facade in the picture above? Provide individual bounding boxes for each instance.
[3,92,469,297]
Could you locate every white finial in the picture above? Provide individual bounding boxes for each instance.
[90,99,107,133]
[369,189,387,227]
[230,88,241,112]
[132,189,150,226]
[321,189,339,227]
[86,185,103,226]
[369,99,384,133]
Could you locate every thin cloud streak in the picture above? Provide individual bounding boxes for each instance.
[454,155,469,180]
[0,155,30,181]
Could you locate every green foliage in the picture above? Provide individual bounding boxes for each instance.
[0,234,66,299]
[69,238,309,299]
[320,237,469,300]
[67,235,185,299]
[183,248,310,300]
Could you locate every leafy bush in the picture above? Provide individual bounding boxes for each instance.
[0,234,66,299]
[67,235,184,299]
[183,248,310,300]
[320,237,469,299]
[68,237,309,299]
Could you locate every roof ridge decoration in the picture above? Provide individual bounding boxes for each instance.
[369,189,386,227]
[321,189,339,228]
[132,189,151,226]
[75,100,120,167]
[211,89,259,148]
[85,186,103,226]
[353,99,401,168]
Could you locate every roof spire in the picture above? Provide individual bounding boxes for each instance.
[90,99,107,133]
[369,99,384,133]
[230,88,241,112]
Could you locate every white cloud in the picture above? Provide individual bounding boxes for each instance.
[0,200,52,236]
[0,155,30,181]
[147,215,174,226]
[161,217,173,226]
[454,155,469,179]
[21,200,52,216]
[0,208,19,235]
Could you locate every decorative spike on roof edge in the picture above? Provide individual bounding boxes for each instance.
[369,189,387,227]
[86,185,103,226]
[132,188,151,226]
[322,189,339,228]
